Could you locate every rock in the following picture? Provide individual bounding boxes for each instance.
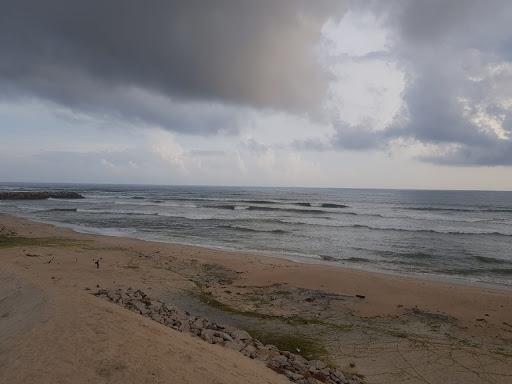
[0,191,84,200]
[200,329,224,344]
[267,360,286,374]
[285,370,304,381]
[178,321,190,333]
[217,332,233,342]
[254,347,273,361]
[291,358,308,372]
[224,340,245,352]
[131,301,149,315]
[192,318,204,329]
[149,301,162,312]
[149,312,164,323]
[270,354,289,367]
[253,339,265,349]
[240,344,258,358]
[166,318,179,327]
[230,329,251,341]
[334,369,347,381]
[309,359,327,370]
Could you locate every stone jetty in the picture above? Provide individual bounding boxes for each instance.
[0,191,84,200]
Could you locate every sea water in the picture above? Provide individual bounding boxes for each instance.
[1,183,511,286]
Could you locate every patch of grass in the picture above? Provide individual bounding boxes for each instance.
[123,264,140,269]
[0,235,85,248]
[386,330,409,339]
[199,263,237,285]
[272,290,292,296]
[81,245,125,252]
[196,290,332,361]
[196,291,353,332]
[248,329,328,360]
[198,290,306,323]
[494,348,512,358]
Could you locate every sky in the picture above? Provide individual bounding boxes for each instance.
[1,0,512,190]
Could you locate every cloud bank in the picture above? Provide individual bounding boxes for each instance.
[0,0,343,134]
[1,0,512,167]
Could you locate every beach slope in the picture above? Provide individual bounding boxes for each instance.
[1,214,511,383]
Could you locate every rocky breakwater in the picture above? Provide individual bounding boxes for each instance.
[0,191,84,200]
[94,288,362,384]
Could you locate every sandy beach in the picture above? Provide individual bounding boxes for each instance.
[1,213,511,384]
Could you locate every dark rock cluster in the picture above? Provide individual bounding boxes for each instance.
[0,191,84,200]
[94,288,362,384]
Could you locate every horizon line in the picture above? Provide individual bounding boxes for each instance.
[1,180,511,193]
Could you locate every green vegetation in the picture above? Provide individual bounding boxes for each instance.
[494,347,512,358]
[195,290,354,333]
[197,290,317,324]
[200,263,237,285]
[247,329,327,360]
[123,263,140,269]
[272,290,292,296]
[0,234,85,248]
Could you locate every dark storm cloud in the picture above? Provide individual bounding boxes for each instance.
[0,0,343,133]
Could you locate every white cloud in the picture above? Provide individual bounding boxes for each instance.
[321,10,390,57]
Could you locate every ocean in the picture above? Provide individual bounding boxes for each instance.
[1,183,511,287]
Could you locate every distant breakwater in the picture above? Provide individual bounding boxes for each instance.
[0,191,84,200]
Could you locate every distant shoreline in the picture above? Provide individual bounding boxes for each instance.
[2,180,512,193]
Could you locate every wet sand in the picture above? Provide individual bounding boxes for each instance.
[1,213,511,383]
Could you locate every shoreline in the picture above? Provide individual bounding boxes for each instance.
[6,212,512,293]
[1,213,512,384]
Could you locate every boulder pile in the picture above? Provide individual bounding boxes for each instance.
[0,191,84,200]
[94,288,362,384]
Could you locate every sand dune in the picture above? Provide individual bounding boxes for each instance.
[0,272,288,384]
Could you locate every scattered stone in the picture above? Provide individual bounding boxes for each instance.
[93,288,358,384]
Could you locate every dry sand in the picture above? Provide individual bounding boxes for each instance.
[1,214,511,383]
